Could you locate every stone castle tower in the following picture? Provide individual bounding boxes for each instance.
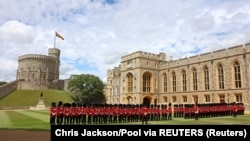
[16,48,64,90]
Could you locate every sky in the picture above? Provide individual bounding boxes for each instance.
[1,0,250,83]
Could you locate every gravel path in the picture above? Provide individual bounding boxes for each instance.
[0,130,50,141]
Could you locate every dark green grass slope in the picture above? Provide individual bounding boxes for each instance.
[0,89,74,108]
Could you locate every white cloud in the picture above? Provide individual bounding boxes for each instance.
[1,0,250,83]
[0,20,35,44]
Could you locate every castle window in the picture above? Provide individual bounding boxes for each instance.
[110,88,112,96]
[193,95,198,103]
[172,96,176,103]
[218,64,224,89]
[182,70,187,91]
[204,95,210,102]
[143,72,151,92]
[127,73,133,92]
[127,61,131,68]
[182,96,187,103]
[235,94,242,102]
[163,73,167,92]
[172,72,176,92]
[234,61,241,88]
[204,66,210,90]
[192,68,198,91]
[163,96,167,102]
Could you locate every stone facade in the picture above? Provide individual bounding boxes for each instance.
[16,48,65,90]
[105,43,250,111]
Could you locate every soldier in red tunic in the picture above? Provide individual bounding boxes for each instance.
[167,103,172,120]
[194,102,199,120]
[82,104,87,124]
[56,101,64,125]
[50,102,57,125]
[141,104,149,124]
[63,103,71,125]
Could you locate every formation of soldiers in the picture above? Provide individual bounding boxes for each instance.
[173,102,245,119]
[50,101,173,125]
[50,101,245,125]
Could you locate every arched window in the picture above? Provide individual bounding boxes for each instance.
[182,70,187,91]
[218,64,224,89]
[172,71,176,92]
[163,73,167,92]
[204,66,210,90]
[192,68,198,91]
[127,73,133,92]
[234,61,241,88]
[143,72,151,92]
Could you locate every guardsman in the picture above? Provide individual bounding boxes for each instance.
[87,104,93,124]
[167,103,172,120]
[161,104,166,120]
[232,102,237,118]
[194,102,199,120]
[56,101,64,125]
[82,103,87,124]
[70,103,77,125]
[63,103,71,125]
[113,104,118,123]
[141,104,148,124]
[76,103,82,125]
[50,102,57,125]
[109,104,114,123]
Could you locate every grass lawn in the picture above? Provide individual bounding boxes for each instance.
[0,89,74,108]
[0,109,249,131]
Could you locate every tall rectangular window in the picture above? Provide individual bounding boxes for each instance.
[163,74,167,92]
[182,71,187,91]
[193,69,198,91]
[234,61,241,88]
[172,72,176,92]
[204,67,210,90]
[127,73,133,92]
[218,64,224,89]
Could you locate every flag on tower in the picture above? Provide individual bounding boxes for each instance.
[55,31,64,40]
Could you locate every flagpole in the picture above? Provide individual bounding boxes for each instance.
[54,31,56,48]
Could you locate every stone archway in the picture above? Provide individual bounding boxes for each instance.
[143,97,151,106]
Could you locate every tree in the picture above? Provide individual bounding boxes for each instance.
[0,81,7,86]
[67,74,106,104]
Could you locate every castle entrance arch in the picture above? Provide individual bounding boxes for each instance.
[142,96,151,106]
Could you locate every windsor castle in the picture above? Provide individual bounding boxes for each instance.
[0,43,250,111]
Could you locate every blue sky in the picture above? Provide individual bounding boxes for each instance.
[1,0,250,83]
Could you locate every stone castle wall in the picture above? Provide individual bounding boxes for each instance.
[0,80,18,99]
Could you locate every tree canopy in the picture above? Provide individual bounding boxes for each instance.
[0,81,7,86]
[67,74,105,104]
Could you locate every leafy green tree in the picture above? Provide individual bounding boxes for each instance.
[67,74,105,104]
[0,81,7,86]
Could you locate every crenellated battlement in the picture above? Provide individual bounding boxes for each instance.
[165,43,250,67]
[121,51,166,62]
[18,54,56,62]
